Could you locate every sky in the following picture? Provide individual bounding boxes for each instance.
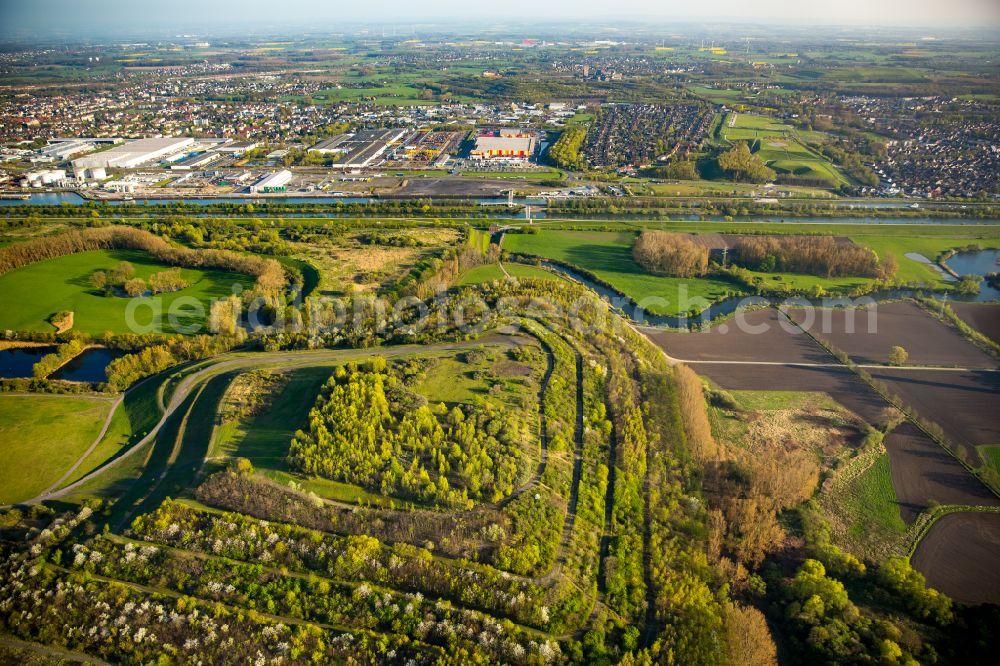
[2,0,999,38]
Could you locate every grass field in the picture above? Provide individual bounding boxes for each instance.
[707,389,865,465]
[456,262,567,286]
[62,375,164,488]
[210,366,331,468]
[503,230,739,316]
[0,394,112,504]
[979,445,1000,477]
[0,249,253,335]
[822,452,908,561]
[520,220,998,290]
[720,114,848,188]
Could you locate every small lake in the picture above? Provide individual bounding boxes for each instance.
[0,346,56,378]
[945,249,1000,301]
[51,347,125,382]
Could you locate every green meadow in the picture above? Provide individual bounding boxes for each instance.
[0,249,254,335]
[0,394,112,504]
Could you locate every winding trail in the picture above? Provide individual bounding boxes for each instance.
[39,394,123,497]
[0,637,109,665]
[20,339,519,506]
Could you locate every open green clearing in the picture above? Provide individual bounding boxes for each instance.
[503,230,738,316]
[210,365,332,470]
[0,395,112,504]
[456,262,567,286]
[0,249,254,335]
[721,113,848,188]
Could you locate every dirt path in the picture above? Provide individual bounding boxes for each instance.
[36,393,124,497]
[23,340,517,505]
[0,637,109,665]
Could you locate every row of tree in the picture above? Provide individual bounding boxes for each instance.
[733,235,896,278]
[0,225,285,294]
[632,230,710,277]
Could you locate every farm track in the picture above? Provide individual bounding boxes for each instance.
[0,637,110,665]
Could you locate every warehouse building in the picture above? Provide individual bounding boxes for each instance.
[249,170,292,194]
[72,137,195,170]
[308,134,351,154]
[327,129,408,168]
[470,133,537,160]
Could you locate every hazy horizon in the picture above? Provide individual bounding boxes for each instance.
[2,0,999,41]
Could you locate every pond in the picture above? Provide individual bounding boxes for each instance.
[0,346,56,378]
[51,347,125,382]
[945,249,1000,301]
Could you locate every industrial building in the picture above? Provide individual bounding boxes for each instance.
[249,170,292,194]
[72,137,195,170]
[215,141,259,155]
[170,152,222,171]
[470,132,537,160]
[326,129,408,168]
[38,140,111,161]
[308,135,351,154]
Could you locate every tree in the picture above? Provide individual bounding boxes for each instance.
[123,277,147,297]
[633,231,709,278]
[956,275,981,295]
[724,604,778,666]
[90,270,108,291]
[717,142,776,184]
[888,346,908,366]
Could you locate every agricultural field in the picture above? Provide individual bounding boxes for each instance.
[884,423,999,523]
[0,249,252,335]
[911,511,1000,606]
[787,301,997,367]
[0,394,113,504]
[645,308,830,362]
[951,302,1000,344]
[866,368,1000,461]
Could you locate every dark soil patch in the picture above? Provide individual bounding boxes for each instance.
[911,511,1000,605]
[868,368,1000,460]
[687,362,887,425]
[951,302,1000,345]
[788,301,996,367]
[884,422,999,523]
[644,309,831,364]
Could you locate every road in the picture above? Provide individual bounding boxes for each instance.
[22,338,519,505]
